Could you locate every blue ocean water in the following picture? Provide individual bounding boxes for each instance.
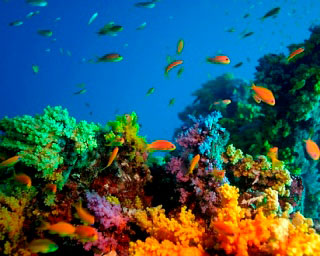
[1,0,320,141]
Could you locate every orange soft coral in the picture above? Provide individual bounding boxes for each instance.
[129,206,207,256]
[129,237,207,256]
[211,183,320,256]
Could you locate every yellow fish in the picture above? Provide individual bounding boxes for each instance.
[188,154,200,174]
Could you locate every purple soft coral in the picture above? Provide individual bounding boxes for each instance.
[86,191,128,230]
[84,231,117,255]
[166,157,189,182]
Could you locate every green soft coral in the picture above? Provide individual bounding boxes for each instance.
[0,106,100,188]
[105,112,147,163]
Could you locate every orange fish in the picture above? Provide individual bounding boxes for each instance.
[165,60,183,75]
[189,154,200,174]
[28,239,58,253]
[207,55,230,64]
[251,84,275,106]
[75,226,98,242]
[45,184,57,193]
[267,147,278,160]
[267,147,282,169]
[0,155,21,167]
[177,39,184,54]
[305,139,320,160]
[42,222,76,236]
[211,168,225,180]
[287,47,304,61]
[107,147,119,167]
[214,99,231,105]
[15,173,32,187]
[147,140,176,151]
[74,201,95,225]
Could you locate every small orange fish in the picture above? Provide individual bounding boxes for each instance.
[207,55,230,64]
[287,47,304,61]
[251,84,275,106]
[214,99,231,105]
[211,168,225,180]
[15,173,32,187]
[267,147,278,160]
[45,184,57,193]
[0,155,21,167]
[42,222,76,236]
[75,225,98,242]
[74,201,95,225]
[107,147,119,167]
[305,139,320,160]
[267,147,282,169]
[147,140,176,151]
[28,239,58,253]
[177,39,184,54]
[165,60,183,75]
[189,154,200,174]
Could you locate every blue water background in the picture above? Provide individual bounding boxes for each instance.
[1,0,320,142]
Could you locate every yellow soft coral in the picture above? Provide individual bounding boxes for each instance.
[0,192,30,255]
[211,184,320,256]
[226,145,292,197]
[129,206,206,256]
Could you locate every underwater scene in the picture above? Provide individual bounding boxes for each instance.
[3,0,320,255]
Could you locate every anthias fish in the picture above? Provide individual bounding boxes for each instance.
[42,222,76,236]
[15,173,32,187]
[207,56,230,64]
[74,201,95,225]
[135,1,156,8]
[260,7,280,20]
[177,39,184,54]
[97,53,123,62]
[37,30,53,37]
[189,154,200,174]
[147,140,176,151]
[165,60,183,75]
[107,147,119,167]
[305,139,320,160]
[251,84,275,106]
[75,226,98,242]
[26,0,48,7]
[97,22,123,36]
[287,47,304,61]
[0,156,21,167]
[28,239,58,253]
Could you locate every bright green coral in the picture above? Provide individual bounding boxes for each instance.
[105,112,147,163]
[0,106,100,188]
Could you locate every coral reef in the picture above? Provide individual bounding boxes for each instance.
[1,70,320,255]
[167,111,229,216]
[177,26,320,218]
